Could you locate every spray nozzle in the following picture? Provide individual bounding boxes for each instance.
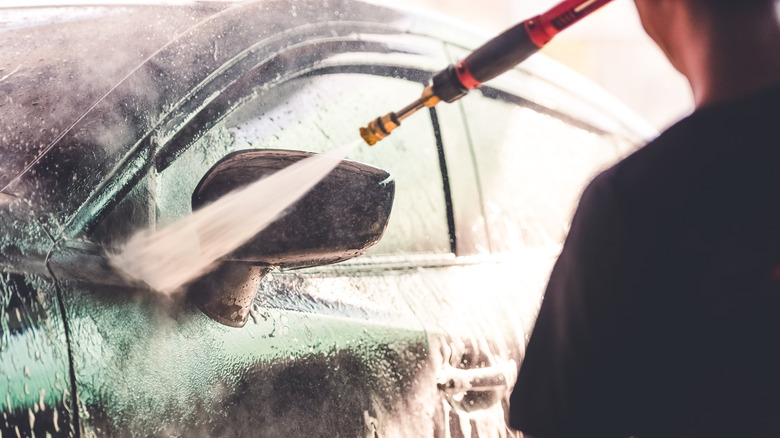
[359,85,439,146]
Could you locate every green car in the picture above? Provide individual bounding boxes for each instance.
[0,1,653,436]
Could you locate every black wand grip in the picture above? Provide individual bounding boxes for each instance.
[431,66,469,103]
[464,21,540,84]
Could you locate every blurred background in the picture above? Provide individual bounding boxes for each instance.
[393,0,695,132]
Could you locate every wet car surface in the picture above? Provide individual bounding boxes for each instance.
[0,1,654,436]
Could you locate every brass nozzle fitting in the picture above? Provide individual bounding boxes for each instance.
[359,85,441,146]
[360,112,401,146]
[420,85,440,108]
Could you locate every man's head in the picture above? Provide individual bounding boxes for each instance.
[633,0,777,60]
[633,0,780,106]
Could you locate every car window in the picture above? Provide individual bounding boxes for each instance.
[152,73,451,257]
[90,174,155,249]
[156,127,237,228]
[458,88,628,251]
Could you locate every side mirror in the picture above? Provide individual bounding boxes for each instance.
[188,149,395,327]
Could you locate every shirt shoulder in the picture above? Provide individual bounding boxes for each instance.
[599,83,780,219]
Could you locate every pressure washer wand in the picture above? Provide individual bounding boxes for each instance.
[360,0,614,145]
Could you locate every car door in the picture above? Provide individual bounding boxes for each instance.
[52,17,476,438]
[424,46,649,437]
[0,272,75,436]
[197,70,524,436]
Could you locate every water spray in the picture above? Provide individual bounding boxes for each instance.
[360,0,614,146]
[110,140,362,294]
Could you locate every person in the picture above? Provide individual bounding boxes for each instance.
[508,0,780,437]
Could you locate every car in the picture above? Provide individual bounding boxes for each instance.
[0,1,655,436]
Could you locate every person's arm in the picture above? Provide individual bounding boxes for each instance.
[509,169,639,438]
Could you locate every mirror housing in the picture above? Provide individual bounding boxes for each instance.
[188,149,395,327]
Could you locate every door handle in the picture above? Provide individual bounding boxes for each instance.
[438,360,517,394]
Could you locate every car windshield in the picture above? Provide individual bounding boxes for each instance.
[0,4,228,214]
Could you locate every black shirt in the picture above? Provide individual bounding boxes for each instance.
[509,84,780,438]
